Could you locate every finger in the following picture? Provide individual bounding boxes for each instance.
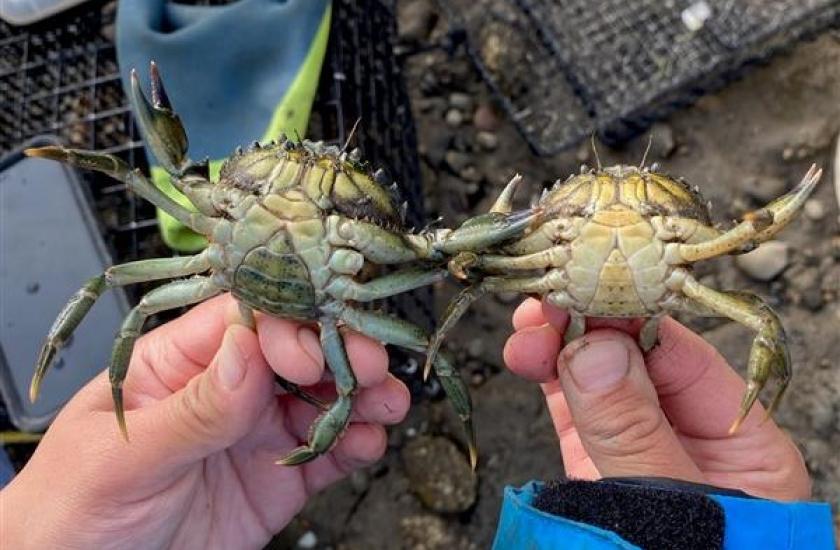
[512,298,546,330]
[128,294,240,396]
[539,301,645,337]
[257,317,324,385]
[645,318,811,499]
[259,321,390,388]
[300,423,387,495]
[541,380,600,480]
[124,324,275,466]
[557,329,704,481]
[645,317,770,437]
[283,375,410,439]
[503,324,562,382]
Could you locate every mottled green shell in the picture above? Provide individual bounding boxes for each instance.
[218,139,403,227]
[543,166,711,224]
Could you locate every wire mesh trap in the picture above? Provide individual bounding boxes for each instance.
[444,0,840,155]
[0,0,433,434]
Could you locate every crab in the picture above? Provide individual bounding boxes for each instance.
[26,63,537,466]
[425,161,822,434]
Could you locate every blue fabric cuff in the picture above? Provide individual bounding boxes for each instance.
[492,481,836,550]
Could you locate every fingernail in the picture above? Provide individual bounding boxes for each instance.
[217,330,246,391]
[297,327,323,368]
[566,339,630,393]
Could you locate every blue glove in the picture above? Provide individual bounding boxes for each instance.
[117,0,331,251]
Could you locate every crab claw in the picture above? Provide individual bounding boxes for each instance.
[438,208,539,255]
[130,62,189,175]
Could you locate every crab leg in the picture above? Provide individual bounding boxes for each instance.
[31,253,212,403]
[326,303,478,469]
[277,318,357,466]
[325,268,447,302]
[424,270,569,380]
[669,165,821,263]
[678,275,791,434]
[109,277,221,439]
[25,146,217,235]
[448,245,570,279]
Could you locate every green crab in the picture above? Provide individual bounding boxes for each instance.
[426,162,822,434]
[27,63,536,466]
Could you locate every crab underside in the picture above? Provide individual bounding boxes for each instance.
[28,62,821,469]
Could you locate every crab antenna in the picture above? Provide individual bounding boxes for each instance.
[639,133,654,169]
[341,117,362,155]
[590,134,602,171]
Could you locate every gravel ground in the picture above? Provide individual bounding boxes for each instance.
[288,6,840,548]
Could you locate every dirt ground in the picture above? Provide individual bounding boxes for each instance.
[273,5,840,548]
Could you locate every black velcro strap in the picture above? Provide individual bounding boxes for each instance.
[533,478,725,550]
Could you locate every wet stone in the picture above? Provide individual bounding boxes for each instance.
[650,122,676,158]
[744,175,787,203]
[473,102,501,131]
[402,435,477,513]
[476,131,499,150]
[804,199,826,221]
[734,241,790,281]
[444,150,471,173]
[445,108,464,127]
[400,514,471,550]
[448,92,474,112]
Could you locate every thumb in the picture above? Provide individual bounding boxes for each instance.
[557,329,704,482]
[129,324,275,466]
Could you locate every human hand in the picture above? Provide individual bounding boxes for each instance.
[503,298,810,501]
[1,294,409,549]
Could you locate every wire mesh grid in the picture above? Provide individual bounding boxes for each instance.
[445,0,840,155]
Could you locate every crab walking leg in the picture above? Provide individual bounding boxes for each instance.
[678,275,791,434]
[500,218,578,256]
[326,208,538,263]
[110,277,221,440]
[30,253,212,403]
[277,318,357,465]
[24,146,217,235]
[425,270,569,380]
[448,245,570,279]
[325,268,447,302]
[669,165,821,263]
[329,304,478,469]
[652,217,722,244]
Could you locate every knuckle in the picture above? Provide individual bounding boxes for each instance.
[580,393,668,458]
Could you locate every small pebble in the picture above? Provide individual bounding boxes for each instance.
[650,122,676,158]
[296,531,317,549]
[467,338,484,358]
[460,166,482,183]
[473,102,501,131]
[476,130,499,150]
[445,108,464,127]
[734,241,790,281]
[804,199,826,221]
[448,92,473,112]
[444,150,471,173]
